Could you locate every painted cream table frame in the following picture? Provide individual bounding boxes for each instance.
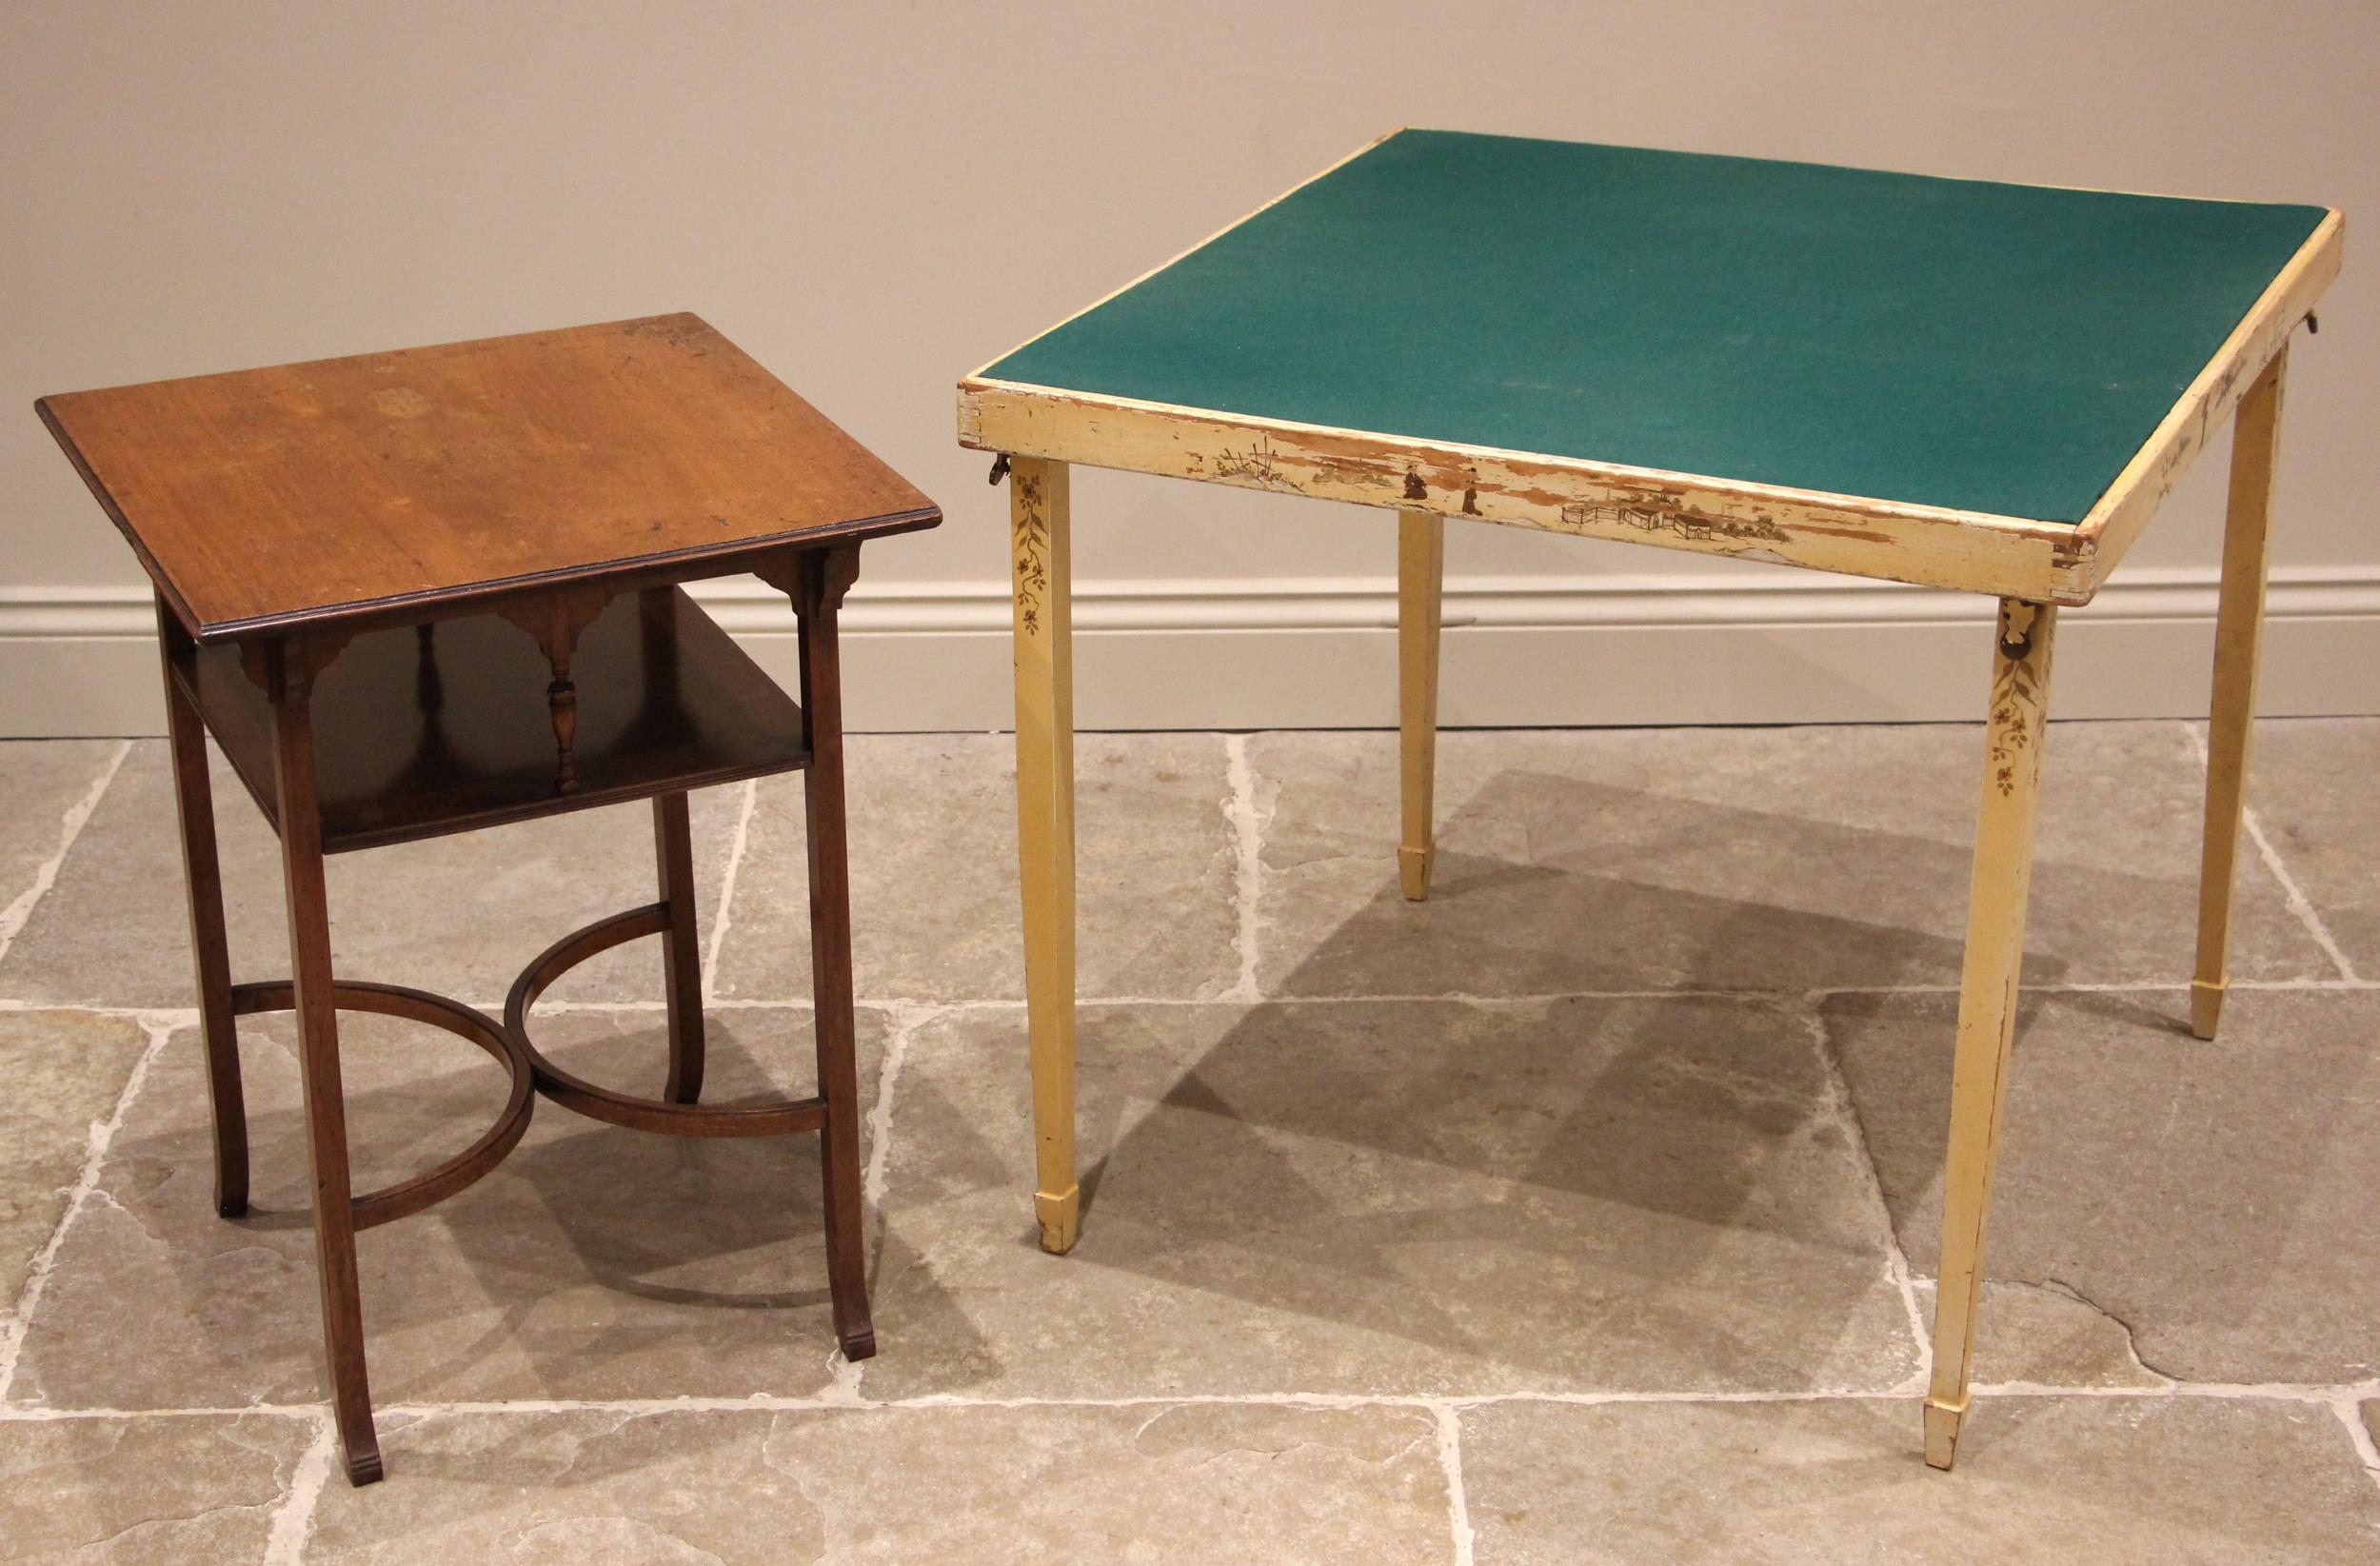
[959,130,2342,1469]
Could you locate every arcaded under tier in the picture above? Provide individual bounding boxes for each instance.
[170,586,810,853]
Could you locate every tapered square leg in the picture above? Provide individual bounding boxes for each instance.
[794,545,875,1359]
[653,791,706,1103]
[1008,457,1081,1255]
[2194,347,2288,1041]
[1924,599,2058,1471]
[267,640,382,1486]
[1398,507,1444,902]
[157,598,248,1219]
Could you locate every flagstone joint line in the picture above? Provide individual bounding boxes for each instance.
[0,1011,174,1402]
[7,1379,2376,1424]
[1222,733,1267,1003]
[0,740,130,969]
[702,778,763,1004]
[1799,998,1931,1396]
[1433,1404,1478,1566]
[2179,719,2358,981]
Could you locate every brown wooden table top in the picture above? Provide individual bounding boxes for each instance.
[38,313,940,643]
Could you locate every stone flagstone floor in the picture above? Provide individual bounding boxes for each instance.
[0,720,2375,1562]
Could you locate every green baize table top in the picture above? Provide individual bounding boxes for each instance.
[983,129,2327,525]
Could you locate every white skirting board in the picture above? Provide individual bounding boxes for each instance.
[2,567,2375,737]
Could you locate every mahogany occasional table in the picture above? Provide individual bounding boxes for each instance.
[38,313,940,1485]
[958,129,2341,1468]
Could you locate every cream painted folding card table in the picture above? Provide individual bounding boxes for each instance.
[956,129,2341,1467]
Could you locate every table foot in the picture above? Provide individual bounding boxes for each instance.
[1398,843,1434,902]
[2191,977,2228,1041]
[1036,1183,1081,1254]
[342,1441,386,1488]
[1922,1398,1965,1470]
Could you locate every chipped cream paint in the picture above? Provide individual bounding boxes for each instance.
[960,378,2091,604]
